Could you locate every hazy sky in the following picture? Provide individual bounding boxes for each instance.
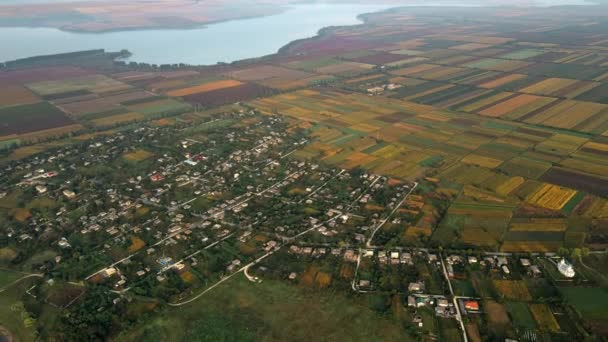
[0,0,597,5]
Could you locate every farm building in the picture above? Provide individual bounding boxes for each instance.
[558,259,575,278]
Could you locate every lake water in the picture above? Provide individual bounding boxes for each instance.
[0,4,391,65]
[0,1,596,65]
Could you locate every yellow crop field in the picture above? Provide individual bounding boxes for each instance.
[371,145,403,159]
[520,77,579,96]
[459,92,514,112]
[493,280,532,301]
[509,218,567,232]
[479,94,545,117]
[530,304,560,332]
[524,100,578,124]
[541,101,606,129]
[503,96,558,120]
[495,176,525,196]
[583,141,608,152]
[461,154,503,168]
[167,80,243,96]
[526,183,577,210]
[579,197,608,218]
[560,158,608,177]
[479,74,527,88]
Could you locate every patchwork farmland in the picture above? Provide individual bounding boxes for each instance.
[1,5,607,254]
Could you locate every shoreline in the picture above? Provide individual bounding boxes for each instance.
[0,7,289,35]
[0,2,603,66]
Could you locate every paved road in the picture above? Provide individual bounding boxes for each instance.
[440,254,468,342]
[168,250,276,307]
[367,182,418,248]
[84,169,301,281]
[169,215,339,306]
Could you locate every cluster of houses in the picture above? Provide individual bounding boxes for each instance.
[407,295,458,320]
[288,245,359,262]
[366,83,403,94]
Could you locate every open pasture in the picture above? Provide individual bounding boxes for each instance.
[283,56,343,71]
[346,52,410,65]
[499,48,545,60]
[509,218,567,232]
[26,74,130,97]
[226,65,312,82]
[464,58,531,72]
[315,61,375,76]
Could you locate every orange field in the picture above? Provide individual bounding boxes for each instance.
[167,80,243,97]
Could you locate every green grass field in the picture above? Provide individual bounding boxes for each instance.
[117,275,412,341]
[506,301,536,329]
[0,277,39,342]
[0,268,26,288]
[560,287,608,322]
